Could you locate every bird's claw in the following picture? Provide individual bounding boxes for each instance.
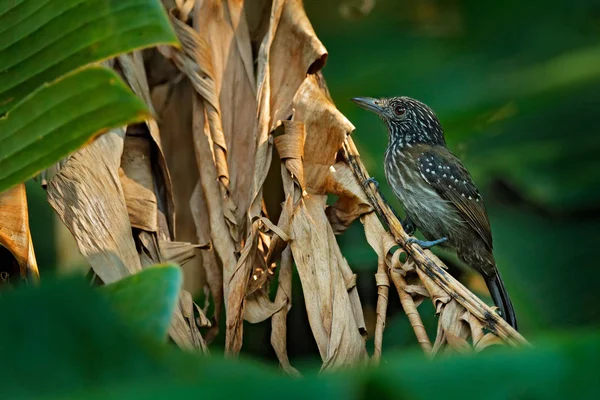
[406,237,447,249]
[364,177,379,189]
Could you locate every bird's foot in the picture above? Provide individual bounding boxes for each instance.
[364,177,379,189]
[401,218,416,236]
[406,237,447,249]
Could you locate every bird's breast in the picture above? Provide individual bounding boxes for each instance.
[384,147,463,239]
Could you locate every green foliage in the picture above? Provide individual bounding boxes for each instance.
[0,273,598,399]
[0,0,177,114]
[101,264,183,342]
[0,0,178,192]
[0,67,148,192]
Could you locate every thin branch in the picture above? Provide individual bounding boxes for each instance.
[342,138,529,347]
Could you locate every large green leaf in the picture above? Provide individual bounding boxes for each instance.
[0,276,347,399]
[367,330,600,400]
[0,275,598,399]
[101,265,182,342]
[0,66,148,192]
[0,0,178,114]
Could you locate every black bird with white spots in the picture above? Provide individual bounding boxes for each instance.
[353,96,518,330]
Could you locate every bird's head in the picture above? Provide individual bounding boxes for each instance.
[352,96,446,147]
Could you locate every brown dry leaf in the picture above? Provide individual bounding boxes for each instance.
[117,53,212,351]
[270,245,299,375]
[0,184,40,284]
[460,310,503,351]
[288,194,367,369]
[151,77,207,302]
[475,332,504,351]
[117,52,176,236]
[47,128,142,283]
[432,300,471,354]
[215,0,328,354]
[192,96,240,352]
[273,76,367,370]
[361,212,433,352]
[167,7,234,207]
[161,2,244,352]
[190,181,223,339]
[194,0,257,230]
[417,264,452,313]
[119,127,207,351]
[159,240,206,266]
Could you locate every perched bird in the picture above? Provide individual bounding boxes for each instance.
[352,96,517,330]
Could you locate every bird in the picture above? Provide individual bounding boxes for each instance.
[352,96,517,330]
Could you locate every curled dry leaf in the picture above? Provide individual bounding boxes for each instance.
[47,128,143,284]
[362,212,432,352]
[461,310,503,351]
[0,183,39,284]
[432,300,471,354]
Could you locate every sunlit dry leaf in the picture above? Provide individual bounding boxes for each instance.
[432,300,471,354]
[47,128,142,284]
[288,194,368,369]
[475,333,504,351]
[166,8,233,205]
[244,289,286,324]
[159,240,207,266]
[416,265,452,313]
[0,184,39,284]
[461,308,486,344]
[273,76,367,369]
[194,0,257,230]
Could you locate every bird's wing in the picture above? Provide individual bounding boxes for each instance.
[417,149,493,250]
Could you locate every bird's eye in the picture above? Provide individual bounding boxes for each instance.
[394,106,406,116]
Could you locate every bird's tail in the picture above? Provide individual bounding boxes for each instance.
[485,271,518,330]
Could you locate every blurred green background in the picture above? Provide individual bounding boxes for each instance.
[26,0,600,366]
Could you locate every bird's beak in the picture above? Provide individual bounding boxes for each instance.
[352,97,383,114]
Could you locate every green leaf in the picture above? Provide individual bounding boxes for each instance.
[0,275,598,399]
[365,331,600,400]
[101,264,183,341]
[0,66,149,192]
[0,276,346,399]
[0,0,178,114]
